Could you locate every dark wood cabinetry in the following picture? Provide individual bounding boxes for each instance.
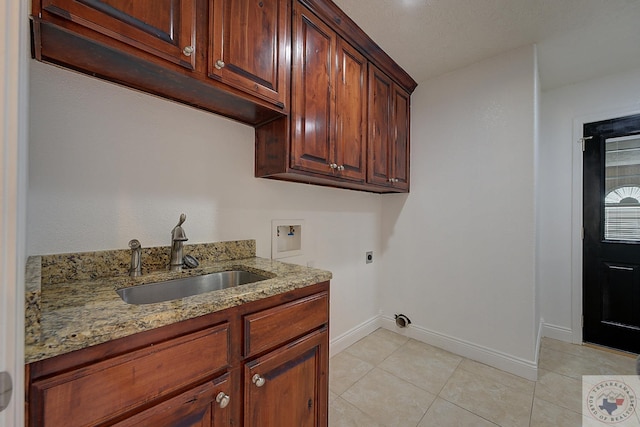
[32,0,288,125]
[32,0,416,193]
[40,0,199,70]
[255,0,415,193]
[289,5,366,182]
[26,282,329,427]
[112,375,231,427]
[242,291,329,426]
[368,64,410,191]
[209,0,290,108]
[244,330,327,427]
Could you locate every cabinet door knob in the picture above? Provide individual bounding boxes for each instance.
[216,392,230,409]
[252,374,266,387]
[215,59,226,69]
[388,177,394,183]
[329,163,338,169]
[182,46,194,56]
[337,165,345,171]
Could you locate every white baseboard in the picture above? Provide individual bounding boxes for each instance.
[541,322,574,343]
[380,316,538,381]
[329,315,382,357]
[535,318,544,367]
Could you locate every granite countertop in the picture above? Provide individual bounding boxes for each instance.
[25,240,332,364]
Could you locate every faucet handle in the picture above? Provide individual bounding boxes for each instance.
[128,239,142,277]
[171,213,188,241]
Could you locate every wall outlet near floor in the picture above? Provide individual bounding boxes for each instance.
[366,251,373,264]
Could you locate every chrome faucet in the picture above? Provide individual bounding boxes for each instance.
[169,213,188,272]
[128,239,142,277]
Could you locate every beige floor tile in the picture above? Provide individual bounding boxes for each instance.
[542,338,637,374]
[378,339,462,394]
[457,359,535,393]
[344,328,408,366]
[329,397,385,427]
[329,352,374,395]
[330,390,339,403]
[539,347,634,380]
[439,367,534,427]
[370,328,411,347]
[417,397,498,427]
[530,397,583,427]
[342,367,437,427]
[534,369,582,413]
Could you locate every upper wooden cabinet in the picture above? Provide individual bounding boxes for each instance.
[289,4,367,182]
[32,0,289,125]
[40,0,199,70]
[368,64,410,191]
[334,38,368,182]
[209,0,290,108]
[31,0,416,193]
[255,0,415,193]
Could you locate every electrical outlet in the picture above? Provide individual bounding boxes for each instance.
[366,251,373,264]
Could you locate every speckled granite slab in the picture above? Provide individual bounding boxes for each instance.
[25,240,331,364]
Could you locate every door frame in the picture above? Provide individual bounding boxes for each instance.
[571,107,640,345]
[1,0,29,425]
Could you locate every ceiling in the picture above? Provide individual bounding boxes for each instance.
[331,0,640,90]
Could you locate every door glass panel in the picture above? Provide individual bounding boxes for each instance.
[604,135,640,241]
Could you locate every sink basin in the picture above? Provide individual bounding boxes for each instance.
[117,270,269,305]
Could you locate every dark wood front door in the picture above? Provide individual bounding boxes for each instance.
[583,113,640,354]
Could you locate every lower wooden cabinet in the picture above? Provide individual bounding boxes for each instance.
[244,329,328,427]
[112,375,231,427]
[26,282,329,427]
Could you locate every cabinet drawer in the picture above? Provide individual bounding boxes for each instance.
[244,291,328,357]
[32,323,230,427]
[112,374,230,427]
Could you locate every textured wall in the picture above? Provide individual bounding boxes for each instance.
[27,60,382,343]
[380,46,539,377]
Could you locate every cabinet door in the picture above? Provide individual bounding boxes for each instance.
[209,0,290,108]
[368,64,410,191]
[41,0,198,70]
[392,86,410,190]
[290,3,336,176]
[29,324,230,427]
[112,374,231,427]
[367,63,393,187]
[334,39,367,182]
[244,329,328,427]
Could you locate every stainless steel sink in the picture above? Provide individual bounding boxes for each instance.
[117,270,269,305]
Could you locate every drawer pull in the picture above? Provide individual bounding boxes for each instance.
[216,392,230,409]
[182,46,194,56]
[252,374,265,387]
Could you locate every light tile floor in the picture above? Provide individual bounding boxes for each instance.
[329,328,638,427]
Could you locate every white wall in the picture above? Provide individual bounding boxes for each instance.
[381,46,539,379]
[35,42,639,379]
[539,66,640,342]
[27,61,382,346]
[1,1,29,425]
